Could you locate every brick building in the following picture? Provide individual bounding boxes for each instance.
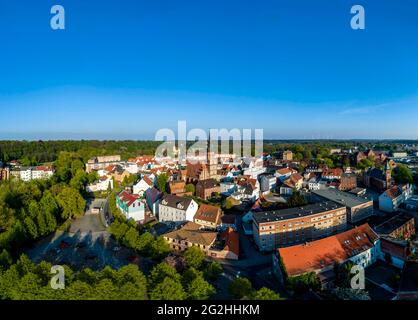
[196,179,220,200]
[252,201,347,252]
[339,173,357,191]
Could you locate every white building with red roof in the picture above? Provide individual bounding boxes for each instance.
[133,175,154,196]
[116,190,145,222]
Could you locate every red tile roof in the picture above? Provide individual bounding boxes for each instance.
[383,185,402,200]
[278,224,378,277]
[118,190,140,207]
[221,228,239,257]
[322,168,343,177]
[194,204,222,224]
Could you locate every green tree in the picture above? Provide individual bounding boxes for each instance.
[149,236,172,259]
[357,158,374,170]
[287,191,307,207]
[150,277,186,300]
[203,261,223,281]
[184,246,206,269]
[148,262,181,289]
[334,261,355,288]
[156,173,169,193]
[249,287,281,300]
[64,281,94,300]
[186,275,216,300]
[394,164,414,184]
[0,249,12,271]
[287,272,321,295]
[185,184,195,195]
[70,169,88,191]
[56,187,86,219]
[182,267,203,287]
[229,277,253,299]
[23,217,38,240]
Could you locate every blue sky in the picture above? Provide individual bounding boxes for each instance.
[1,0,418,140]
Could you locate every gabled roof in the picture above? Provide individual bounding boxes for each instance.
[145,187,163,204]
[382,185,403,200]
[278,224,378,277]
[194,204,222,224]
[276,167,296,175]
[197,179,219,189]
[163,222,217,246]
[117,190,140,207]
[160,194,193,210]
[221,228,239,257]
[322,168,343,177]
[283,173,303,188]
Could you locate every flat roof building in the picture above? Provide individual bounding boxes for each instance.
[252,201,347,251]
[312,188,374,223]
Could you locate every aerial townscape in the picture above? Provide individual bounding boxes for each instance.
[1,140,418,300]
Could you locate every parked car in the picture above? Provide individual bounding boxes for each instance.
[60,240,71,250]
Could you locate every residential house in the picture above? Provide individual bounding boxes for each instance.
[380,238,411,269]
[163,222,239,260]
[209,228,239,260]
[275,150,293,161]
[86,175,113,193]
[158,194,198,223]
[220,214,237,231]
[242,158,266,179]
[355,150,387,165]
[321,168,343,181]
[220,181,237,196]
[273,224,380,288]
[133,176,154,195]
[379,184,414,213]
[106,165,131,184]
[275,167,297,182]
[116,190,145,222]
[280,173,303,195]
[168,180,187,196]
[194,204,222,229]
[163,222,217,253]
[196,179,220,200]
[259,174,277,195]
[231,176,260,202]
[375,212,415,240]
[86,155,121,173]
[145,187,163,216]
[307,176,327,191]
[15,166,55,182]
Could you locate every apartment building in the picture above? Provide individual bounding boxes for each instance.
[312,188,374,223]
[252,201,347,252]
[13,166,55,182]
[86,155,121,173]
